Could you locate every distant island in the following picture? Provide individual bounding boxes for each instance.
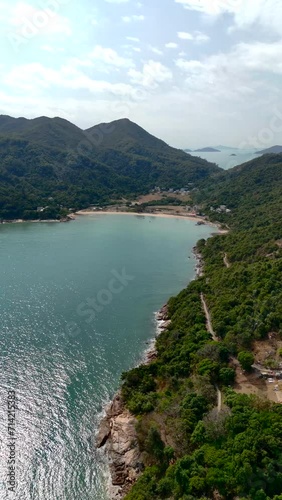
[183,148,192,153]
[230,153,237,156]
[256,145,282,154]
[215,145,239,151]
[194,147,221,152]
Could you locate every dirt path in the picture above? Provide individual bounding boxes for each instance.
[200,293,222,411]
[216,386,222,412]
[223,253,231,268]
[201,293,218,342]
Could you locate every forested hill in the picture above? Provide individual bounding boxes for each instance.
[0,115,84,150]
[121,153,282,500]
[0,115,220,220]
[195,153,282,230]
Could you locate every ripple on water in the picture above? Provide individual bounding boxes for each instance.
[0,216,213,499]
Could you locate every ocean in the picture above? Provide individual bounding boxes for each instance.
[0,214,213,499]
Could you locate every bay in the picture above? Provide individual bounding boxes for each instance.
[0,215,212,499]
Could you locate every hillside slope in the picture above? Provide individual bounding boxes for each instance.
[0,116,221,220]
[195,153,282,230]
[86,118,219,187]
[256,145,282,154]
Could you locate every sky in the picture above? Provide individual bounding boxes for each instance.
[1,0,282,148]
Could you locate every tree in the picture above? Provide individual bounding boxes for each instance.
[219,367,235,386]
[145,426,165,462]
[238,351,255,371]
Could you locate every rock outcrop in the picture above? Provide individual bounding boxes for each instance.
[193,246,204,277]
[97,393,142,499]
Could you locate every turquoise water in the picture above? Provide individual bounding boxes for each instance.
[0,215,212,499]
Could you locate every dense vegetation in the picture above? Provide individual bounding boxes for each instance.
[122,154,282,499]
[195,153,282,231]
[0,115,220,220]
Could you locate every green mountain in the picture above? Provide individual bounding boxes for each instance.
[196,153,282,230]
[0,115,84,150]
[0,115,221,220]
[86,118,219,187]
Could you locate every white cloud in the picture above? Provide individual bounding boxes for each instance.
[178,32,193,40]
[175,0,242,15]
[176,0,282,37]
[122,14,145,22]
[165,42,178,49]
[176,58,205,73]
[126,36,140,42]
[128,60,173,88]
[149,46,163,55]
[8,2,72,36]
[235,41,282,74]
[232,0,282,36]
[122,43,140,52]
[177,31,209,43]
[175,40,282,101]
[4,62,135,97]
[90,45,134,68]
[194,31,210,43]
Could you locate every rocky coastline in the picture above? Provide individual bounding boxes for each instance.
[95,251,205,499]
[96,304,170,500]
[0,215,74,224]
[193,246,204,277]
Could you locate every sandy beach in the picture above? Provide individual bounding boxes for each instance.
[75,210,208,223]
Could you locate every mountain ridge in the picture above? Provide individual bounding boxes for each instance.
[0,114,221,220]
[256,145,282,154]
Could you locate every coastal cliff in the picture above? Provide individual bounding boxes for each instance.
[96,392,142,499]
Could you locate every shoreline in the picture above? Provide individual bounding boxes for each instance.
[95,216,227,499]
[0,217,73,225]
[75,210,227,235]
[0,211,227,235]
[75,210,208,224]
